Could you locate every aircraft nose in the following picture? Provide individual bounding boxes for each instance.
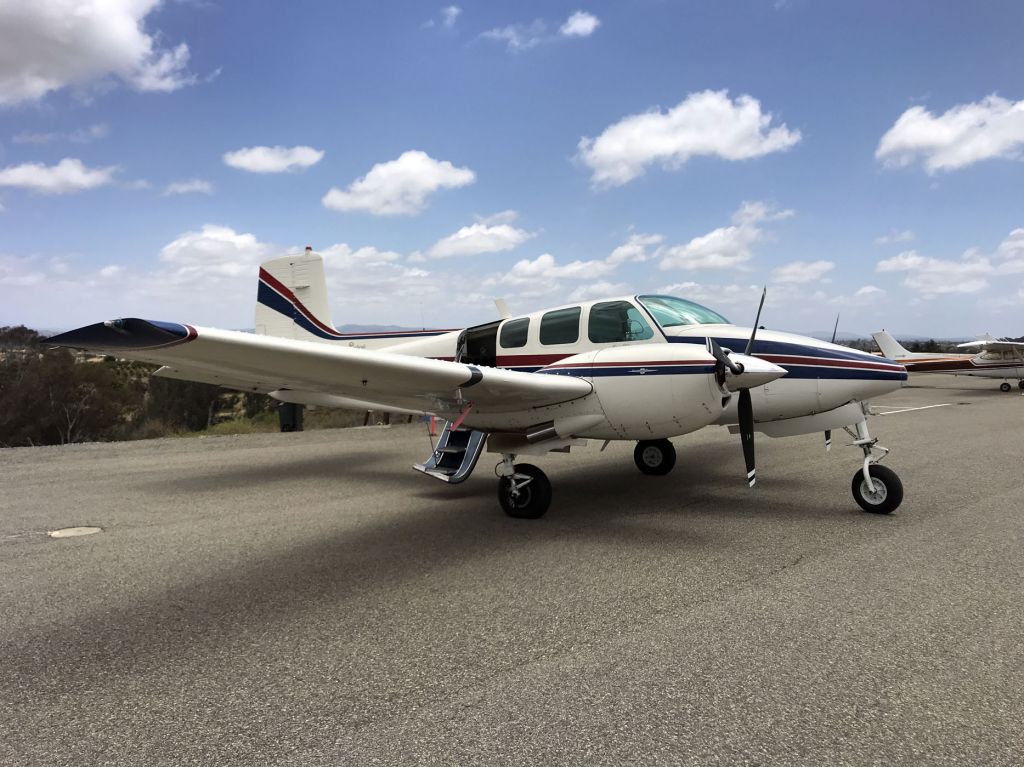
[726,353,787,389]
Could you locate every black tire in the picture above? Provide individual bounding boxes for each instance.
[851,464,903,514]
[1018,380,1024,390]
[497,463,552,519]
[1000,382,1012,392]
[634,439,677,476]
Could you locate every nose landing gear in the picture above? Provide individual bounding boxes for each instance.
[845,415,903,514]
[496,454,552,519]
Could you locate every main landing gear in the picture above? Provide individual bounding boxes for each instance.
[496,455,552,519]
[1000,382,1012,392]
[845,417,903,514]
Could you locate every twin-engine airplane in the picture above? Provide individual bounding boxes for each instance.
[873,330,1024,392]
[47,248,909,518]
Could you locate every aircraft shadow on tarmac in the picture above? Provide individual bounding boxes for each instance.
[5,440,871,682]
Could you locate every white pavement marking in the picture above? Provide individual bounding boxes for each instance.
[48,527,102,538]
[873,404,953,416]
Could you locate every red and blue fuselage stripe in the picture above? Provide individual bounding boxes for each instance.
[257,268,456,341]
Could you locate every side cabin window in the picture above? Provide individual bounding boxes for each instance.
[540,307,581,345]
[499,318,530,349]
[588,300,655,344]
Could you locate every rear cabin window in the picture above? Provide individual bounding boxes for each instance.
[499,318,530,349]
[588,300,655,343]
[540,307,581,345]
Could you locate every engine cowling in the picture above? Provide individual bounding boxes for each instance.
[539,343,726,440]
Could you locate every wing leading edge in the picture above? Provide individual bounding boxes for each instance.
[46,318,593,415]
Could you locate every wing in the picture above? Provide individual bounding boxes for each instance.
[956,339,1024,352]
[46,318,592,415]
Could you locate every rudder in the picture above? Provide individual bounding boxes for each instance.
[256,247,335,341]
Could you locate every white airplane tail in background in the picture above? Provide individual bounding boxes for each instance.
[255,247,336,341]
[871,330,915,360]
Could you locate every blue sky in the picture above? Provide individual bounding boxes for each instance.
[1,0,1023,336]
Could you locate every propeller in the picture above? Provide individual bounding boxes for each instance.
[703,287,769,488]
[739,288,767,486]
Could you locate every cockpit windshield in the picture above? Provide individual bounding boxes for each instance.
[638,295,730,328]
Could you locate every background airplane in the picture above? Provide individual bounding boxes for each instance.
[872,330,1024,392]
[47,249,909,518]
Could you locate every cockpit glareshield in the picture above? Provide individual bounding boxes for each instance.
[638,295,730,328]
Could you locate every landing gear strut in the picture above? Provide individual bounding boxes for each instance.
[845,416,903,514]
[634,439,676,475]
[496,454,552,519]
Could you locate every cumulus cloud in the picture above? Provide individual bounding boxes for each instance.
[482,10,598,51]
[658,201,793,271]
[876,249,991,295]
[994,228,1024,274]
[322,150,475,216]
[426,215,534,258]
[481,19,548,52]
[568,280,631,302]
[0,0,195,105]
[874,229,915,245]
[0,157,117,194]
[577,90,801,188]
[607,233,664,264]
[560,11,600,37]
[876,95,1024,173]
[491,253,616,287]
[160,224,273,279]
[771,259,834,284]
[163,179,213,196]
[424,5,461,29]
[223,145,324,173]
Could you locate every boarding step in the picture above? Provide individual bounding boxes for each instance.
[413,422,487,484]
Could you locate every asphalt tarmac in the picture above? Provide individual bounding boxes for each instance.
[2,374,1023,766]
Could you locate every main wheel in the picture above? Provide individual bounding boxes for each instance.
[851,465,903,514]
[1017,380,1024,390]
[634,439,677,475]
[1000,382,1012,392]
[497,463,552,519]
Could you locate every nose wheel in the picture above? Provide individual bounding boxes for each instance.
[844,415,904,515]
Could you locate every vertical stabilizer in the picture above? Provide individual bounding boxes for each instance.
[871,330,913,360]
[256,248,336,341]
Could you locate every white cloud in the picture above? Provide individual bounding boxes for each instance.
[426,217,534,258]
[493,253,616,287]
[163,179,213,196]
[829,285,886,307]
[874,229,915,245]
[0,0,195,105]
[322,150,475,216]
[568,280,631,301]
[771,259,834,284]
[442,6,461,27]
[160,224,272,279]
[577,90,801,188]
[0,157,117,194]
[658,201,793,271]
[994,228,1024,274]
[560,11,600,37]
[475,209,519,226]
[876,95,1024,173]
[876,249,991,295]
[223,145,324,173]
[481,19,548,52]
[607,233,663,264]
[13,123,109,145]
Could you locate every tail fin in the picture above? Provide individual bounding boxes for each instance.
[256,247,336,341]
[871,330,912,360]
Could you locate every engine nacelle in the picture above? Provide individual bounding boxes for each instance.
[540,343,726,440]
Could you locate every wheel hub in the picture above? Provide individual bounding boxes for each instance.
[859,477,888,504]
[641,447,662,467]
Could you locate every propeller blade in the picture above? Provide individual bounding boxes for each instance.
[830,313,840,345]
[738,388,756,487]
[824,429,832,452]
[744,287,767,356]
[706,336,744,377]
